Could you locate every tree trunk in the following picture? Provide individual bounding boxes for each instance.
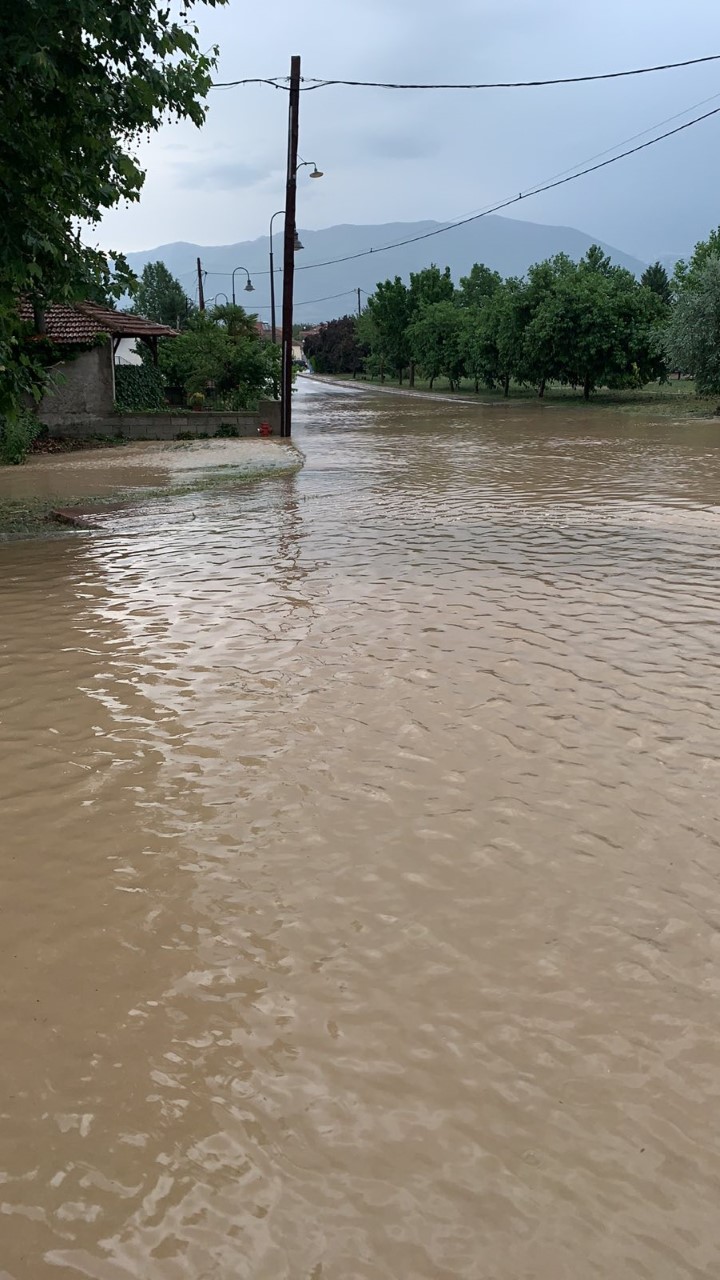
[398,366,403,386]
[380,358,385,384]
[583,373,591,400]
[503,373,510,398]
[538,378,546,398]
[474,376,479,393]
[409,360,415,388]
[429,375,434,391]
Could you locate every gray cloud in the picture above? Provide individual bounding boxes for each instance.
[357,131,440,160]
[99,0,720,262]
[175,159,274,190]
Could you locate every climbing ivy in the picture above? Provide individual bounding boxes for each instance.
[115,364,166,411]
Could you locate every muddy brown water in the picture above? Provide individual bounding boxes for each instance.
[2,380,720,1278]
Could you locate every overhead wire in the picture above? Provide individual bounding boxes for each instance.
[292,104,720,273]
[181,97,720,289]
[250,289,360,309]
[211,52,720,91]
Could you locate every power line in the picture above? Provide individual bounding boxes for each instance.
[293,104,720,273]
[250,289,359,309]
[211,52,720,91]
[210,77,287,91]
[516,90,720,194]
[172,100,718,291]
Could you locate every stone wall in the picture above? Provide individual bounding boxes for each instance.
[38,343,115,426]
[42,399,282,441]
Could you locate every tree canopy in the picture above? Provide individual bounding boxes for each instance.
[641,262,672,305]
[131,262,193,330]
[304,316,367,375]
[673,226,720,292]
[665,258,720,396]
[157,306,279,409]
[359,278,414,382]
[355,247,667,399]
[0,0,225,422]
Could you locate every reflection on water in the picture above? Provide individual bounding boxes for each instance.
[2,381,720,1278]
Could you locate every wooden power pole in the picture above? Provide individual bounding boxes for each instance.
[196,257,205,312]
[280,55,301,438]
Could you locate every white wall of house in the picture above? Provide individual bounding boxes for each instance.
[114,338,142,366]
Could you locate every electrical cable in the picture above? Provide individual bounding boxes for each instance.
[180,101,719,287]
[292,103,720,272]
[251,289,360,309]
[211,52,720,91]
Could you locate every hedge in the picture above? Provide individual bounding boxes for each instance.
[115,363,167,411]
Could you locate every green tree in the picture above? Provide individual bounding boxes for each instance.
[409,265,455,309]
[0,0,225,425]
[303,316,367,375]
[641,261,672,305]
[665,258,720,395]
[517,255,574,393]
[459,304,501,393]
[158,309,278,407]
[132,262,192,329]
[458,263,502,309]
[583,244,613,275]
[526,255,666,399]
[407,301,465,390]
[673,227,720,292]
[406,266,455,385]
[492,278,528,397]
[361,278,413,383]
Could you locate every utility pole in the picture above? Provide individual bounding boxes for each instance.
[196,257,205,312]
[280,55,301,438]
[357,288,362,319]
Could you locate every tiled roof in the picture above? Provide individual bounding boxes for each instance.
[18,300,179,343]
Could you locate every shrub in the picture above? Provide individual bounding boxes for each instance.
[115,363,166,411]
[0,410,40,464]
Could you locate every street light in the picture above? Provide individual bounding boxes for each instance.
[231,266,255,305]
[211,292,229,306]
[297,157,324,179]
[269,212,305,342]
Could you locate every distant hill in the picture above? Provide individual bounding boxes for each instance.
[125,215,647,324]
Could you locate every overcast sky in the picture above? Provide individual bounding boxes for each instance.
[98,0,720,261]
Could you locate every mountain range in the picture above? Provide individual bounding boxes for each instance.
[125,214,650,324]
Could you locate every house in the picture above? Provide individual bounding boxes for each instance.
[19,300,177,429]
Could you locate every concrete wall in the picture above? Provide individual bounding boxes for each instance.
[38,343,115,427]
[42,399,282,441]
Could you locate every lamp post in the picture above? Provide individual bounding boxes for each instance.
[269,217,307,344]
[269,210,285,345]
[279,116,325,435]
[211,292,229,306]
[231,266,255,305]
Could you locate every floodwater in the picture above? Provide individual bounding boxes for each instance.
[0,438,297,512]
[2,379,720,1279]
